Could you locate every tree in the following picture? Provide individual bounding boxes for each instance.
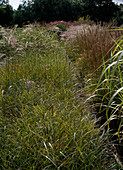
[81,0,120,22]
[31,0,73,22]
[0,2,13,26]
[95,0,119,22]
[11,0,122,26]
[0,0,8,6]
[13,1,34,26]
[114,4,123,26]
[30,0,86,22]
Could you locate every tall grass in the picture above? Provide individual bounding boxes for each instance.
[0,24,122,169]
[89,36,123,165]
[0,24,109,169]
[66,23,123,76]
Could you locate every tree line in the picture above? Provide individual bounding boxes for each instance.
[0,0,123,27]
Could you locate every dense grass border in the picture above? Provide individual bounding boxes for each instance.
[0,24,122,169]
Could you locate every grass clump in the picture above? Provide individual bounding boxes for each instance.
[0,24,70,117]
[1,103,108,169]
[90,36,123,166]
[0,24,112,169]
[66,23,123,76]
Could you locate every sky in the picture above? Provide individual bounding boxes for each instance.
[9,0,123,10]
[9,0,22,10]
[113,0,123,4]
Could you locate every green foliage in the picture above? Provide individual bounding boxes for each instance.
[78,16,85,22]
[0,106,108,169]
[0,0,8,6]
[31,0,74,22]
[56,24,67,31]
[0,4,13,26]
[0,24,118,169]
[13,1,34,27]
[11,0,122,26]
[90,36,123,164]
[0,26,3,39]
[0,0,122,27]
[78,15,91,22]
[114,5,123,26]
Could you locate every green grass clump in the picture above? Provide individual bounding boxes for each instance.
[0,24,110,169]
[91,36,123,165]
[0,24,122,169]
[0,24,71,117]
[1,102,108,169]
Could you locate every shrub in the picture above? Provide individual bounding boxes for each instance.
[73,20,95,26]
[78,15,91,22]
[47,21,72,28]
[56,23,67,31]
[78,16,85,22]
